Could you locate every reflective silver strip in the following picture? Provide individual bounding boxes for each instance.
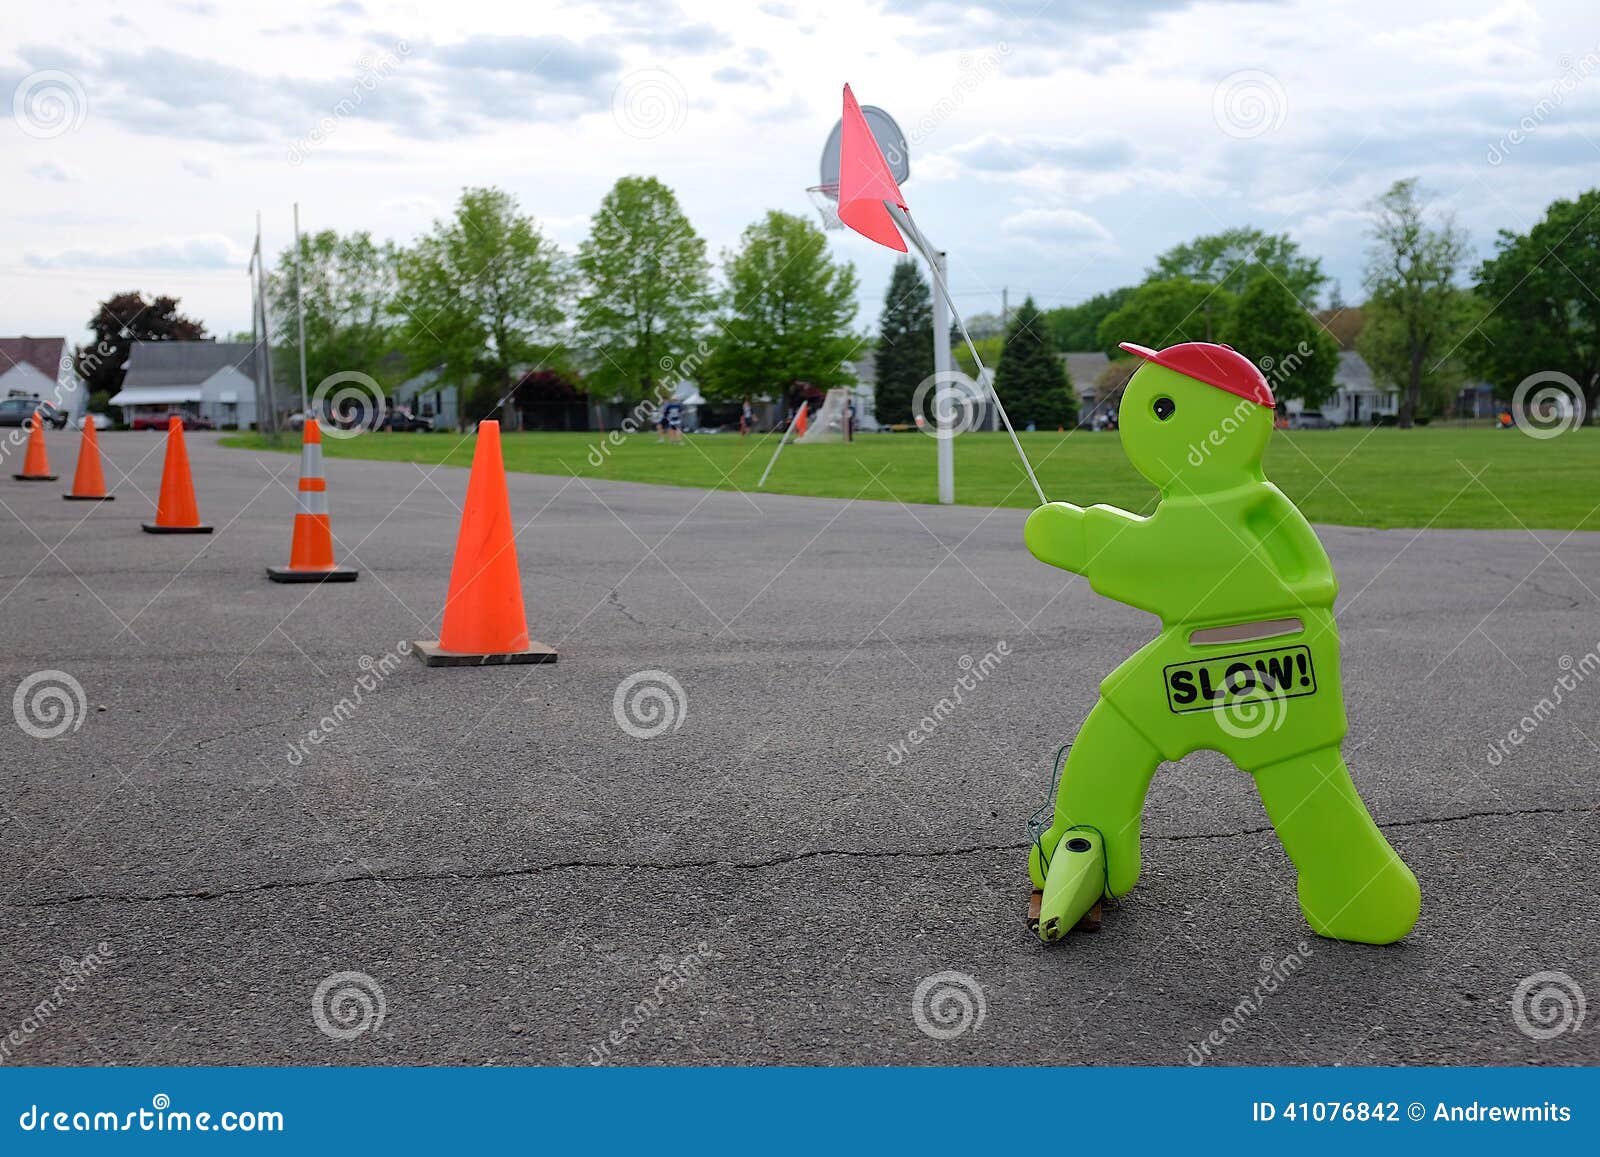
[300,444,324,478]
[297,490,329,516]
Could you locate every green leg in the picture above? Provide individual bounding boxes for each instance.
[1252,747,1420,945]
[1028,699,1161,899]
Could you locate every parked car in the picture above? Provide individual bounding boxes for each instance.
[131,411,214,431]
[376,407,433,432]
[0,398,69,428]
[73,412,115,431]
[1290,412,1334,430]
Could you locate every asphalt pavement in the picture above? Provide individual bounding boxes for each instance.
[1,429,1596,1065]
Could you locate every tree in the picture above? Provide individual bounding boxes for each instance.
[1225,276,1340,406]
[1097,277,1226,354]
[701,211,859,401]
[994,295,1076,428]
[1152,226,1327,306]
[396,187,569,425]
[575,176,712,408]
[872,259,933,426]
[75,292,207,396]
[1471,188,1600,416]
[268,229,402,398]
[1360,178,1472,427]
[1045,286,1134,351]
[960,311,1006,340]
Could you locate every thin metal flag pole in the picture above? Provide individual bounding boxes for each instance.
[757,405,806,488]
[887,205,1048,507]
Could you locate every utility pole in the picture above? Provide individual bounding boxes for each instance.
[293,202,309,414]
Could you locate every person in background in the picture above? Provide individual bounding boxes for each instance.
[845,395,856,442]
[741,397,755,438]
[661,397,685,444]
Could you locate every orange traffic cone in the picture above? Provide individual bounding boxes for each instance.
[12,411,57,481]
[413,420,555,666]
[141,416,212,534]
[64,415,114,501]
[267,419,356,583]
[794,405,809,437]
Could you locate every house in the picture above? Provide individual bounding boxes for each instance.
[392,367,461,430]
[1281,351,1399,425]
[110,342,259,429]
[0,336,86,418]
[1062,352,1110,415]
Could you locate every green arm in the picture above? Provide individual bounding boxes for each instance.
[1024,502,1089,573]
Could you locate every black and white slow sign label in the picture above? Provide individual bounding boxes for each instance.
[1164,645,1317,715]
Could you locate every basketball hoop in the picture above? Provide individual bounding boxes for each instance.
[808,104,909,233]
[806,183,842,230]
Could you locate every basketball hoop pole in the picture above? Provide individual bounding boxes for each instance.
[887,204,1049,508]
[929,247,955,504]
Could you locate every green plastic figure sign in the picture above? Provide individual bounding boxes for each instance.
[1024,341,1421,946]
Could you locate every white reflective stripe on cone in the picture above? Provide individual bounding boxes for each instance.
[297,489,330,516]
[300,444,324,478]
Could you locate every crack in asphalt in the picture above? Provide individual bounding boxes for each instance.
[8,804,1588,910]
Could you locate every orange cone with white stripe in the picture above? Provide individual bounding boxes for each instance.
[13,411,57,481]
[413,420,555,666]
[268,418,357,583]
[141,415,211,533]
[64,415,113,501]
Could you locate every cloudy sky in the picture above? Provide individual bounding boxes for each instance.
[3,0,1597,344]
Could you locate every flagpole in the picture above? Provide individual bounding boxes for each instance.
[757,405,806,488]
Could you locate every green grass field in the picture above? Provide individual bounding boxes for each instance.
[220,425,1599,531]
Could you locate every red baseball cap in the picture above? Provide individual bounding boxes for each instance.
[1118,341,1275,408]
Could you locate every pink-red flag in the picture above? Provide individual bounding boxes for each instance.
[837,84,908,252]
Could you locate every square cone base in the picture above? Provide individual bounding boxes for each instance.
[412,639,558,667]
[267,565,359,583]
[64,494,114,501]
[13,474,58,481]
[142,523,213,534]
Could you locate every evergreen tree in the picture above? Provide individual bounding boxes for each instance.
[994,296,1076,428]
[872,259,933,426]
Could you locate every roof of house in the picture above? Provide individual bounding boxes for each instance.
[0,337,69,380]
[1062,351,1110,391]
[122,341,258,388]
[1333,349,1380,393]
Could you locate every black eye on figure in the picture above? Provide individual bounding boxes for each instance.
[1152,396,1176,421]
